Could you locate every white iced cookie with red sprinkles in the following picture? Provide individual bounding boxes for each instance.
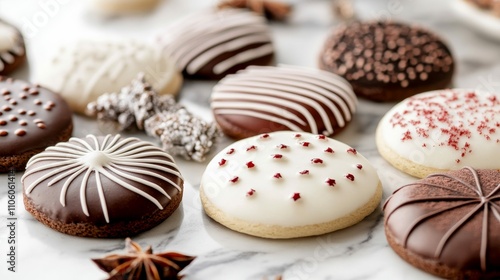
[200,131,382,239]
[377,89,500,178]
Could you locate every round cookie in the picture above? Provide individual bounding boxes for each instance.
[383,167,500,279]
[89,0,160,15]
[35,41,182,114]
[0,19,26,75]
[211,65,357,139]
[21,134,184,238]
[319,21,454,102]
[160,9,275,80]
[376,89,500,178]
[200,131,382,239]
[0,77,73,172]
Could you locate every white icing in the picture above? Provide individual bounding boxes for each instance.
[211,65,357,135]
[22,134,183,223]
[161,9,273,76]
[35,41,181,113]
[378,89,500,169]
[0,22,24,71]
[200,131,380,226]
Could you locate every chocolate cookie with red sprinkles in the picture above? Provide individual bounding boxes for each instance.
[377,89,500,178]
[319,21,455,102]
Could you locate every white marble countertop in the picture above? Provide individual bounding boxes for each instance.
[1,0,500,279]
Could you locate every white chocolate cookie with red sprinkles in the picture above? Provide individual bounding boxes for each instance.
[200,131,382,239]
[376,89,500,178]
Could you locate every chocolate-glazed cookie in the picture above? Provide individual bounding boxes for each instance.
[319,21,454,102]
[384,167,500,279]
[160,9,275,80]
[22,135,184,238]
[211,65,357,139]
[0,19,26,75]
[0,77,73,172]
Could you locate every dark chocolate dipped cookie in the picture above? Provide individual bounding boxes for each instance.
[160,9,275,80]
[22,135,184,238]
[319,21,454,102]
[211,65,357,139]
[384,167,500,279]
[0,19,25,75]
[0,77,73,172]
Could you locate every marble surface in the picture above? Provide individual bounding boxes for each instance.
[0,0,499,279]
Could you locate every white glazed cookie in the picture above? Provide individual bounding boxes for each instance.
[200,131,382,239]
[212,65,357,139]
[89,0,160,15]
[160,9,274,80]
[0,20,25,75]
[35,41,182,114]
[376,89,500,178]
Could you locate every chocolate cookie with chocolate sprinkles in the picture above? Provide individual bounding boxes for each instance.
[319,21,455,102]
[0,77,73,172]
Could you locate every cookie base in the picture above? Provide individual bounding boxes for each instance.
[200,182,382,239]
[385,226,500,279]
[375,123,450,178]
[23,189,182,238]
[0,122,73,173]
[318,58,453,102]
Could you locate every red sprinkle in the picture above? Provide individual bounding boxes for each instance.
[218,159,227,166]
[300,142,310,147]
[294,134,302,138]
[246,161,255,168]
[347,148,357,155]
[229,176,239,183]
[299,170,309,175]
[226,148,235,155]
[326,178,336,186]
[311,158,323,164]
[356,164,363,170]
[272,154,283,159]
[260,133,270,139]
[246,189,256,196]
[277,144,288,149]
[246,145,257,151]
[324,147,334,153]
[273,173,283,179]
[345,174,355,181]
[318,135,326,140]
[291,193,301,201]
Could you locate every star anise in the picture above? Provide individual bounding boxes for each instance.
[218,0,292,21]
[92,238,196,280]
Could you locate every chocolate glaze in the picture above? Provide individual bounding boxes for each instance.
[384,167,500,276]
[22,135,184,226]
[0,77,72,156]
[319,21,454,101]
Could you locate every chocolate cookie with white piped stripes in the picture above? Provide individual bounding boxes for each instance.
[22,135,184,238]
[211,65,357,139]
[160,9,275,80]
[0,19,25,75]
